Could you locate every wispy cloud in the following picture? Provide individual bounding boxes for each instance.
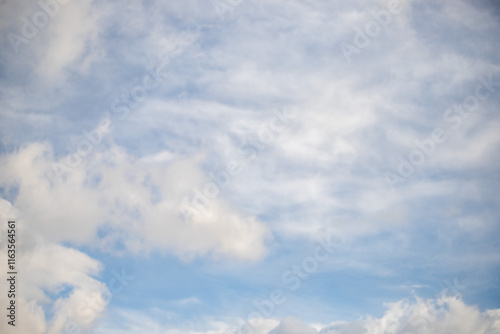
[1,0,500,332]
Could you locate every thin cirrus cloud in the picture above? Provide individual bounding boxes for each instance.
[0,0,500,333]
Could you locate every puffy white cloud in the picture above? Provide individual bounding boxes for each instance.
[320,296,500,334]
[0,142,271,261]
[0,198,109,334]
[84,295,500,334]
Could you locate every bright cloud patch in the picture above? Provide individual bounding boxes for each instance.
[0,199,108,334]
[87,296,500,333]
[0,142,270,261]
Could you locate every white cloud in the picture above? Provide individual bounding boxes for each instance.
[0,198,109,334]
[0,142,271,261]
[34,0,102,82]
[320,296,500,334]
[86,295,500,334]
[269,317,317,334]
[1,0,500,333]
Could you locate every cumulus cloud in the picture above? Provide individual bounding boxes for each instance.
[0,198,109,334]
[86,295,500,334]
[0,142,271,261]
[320,296,500,334]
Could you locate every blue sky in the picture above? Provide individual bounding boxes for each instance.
[1,0,500,333]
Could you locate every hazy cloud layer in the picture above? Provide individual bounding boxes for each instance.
[1,0,500,332]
